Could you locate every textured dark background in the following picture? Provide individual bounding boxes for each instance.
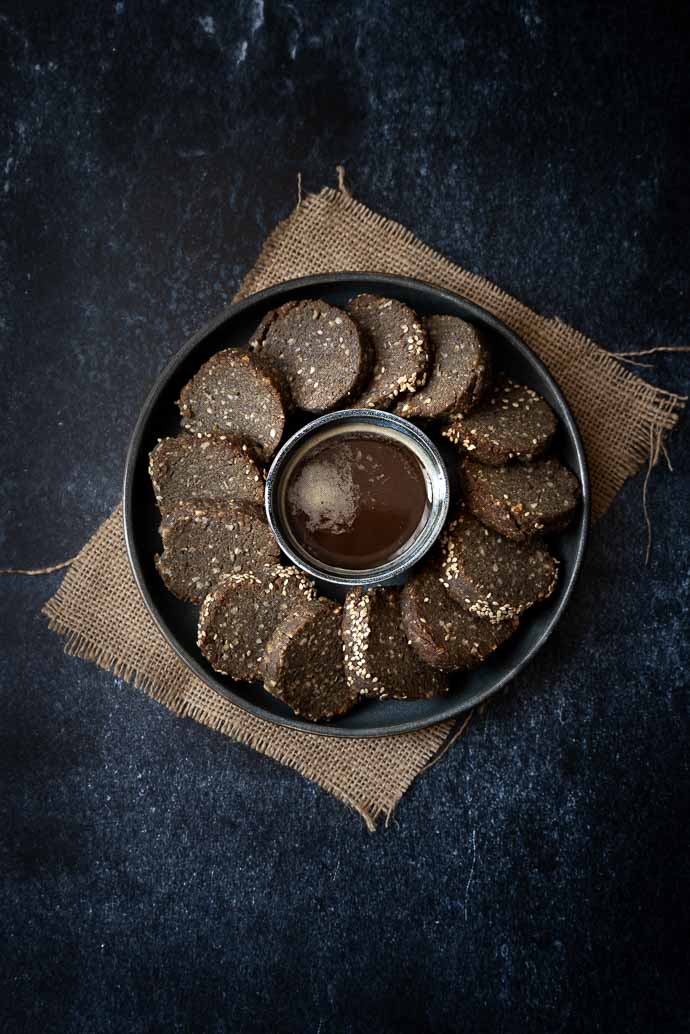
[1,2,689,1032]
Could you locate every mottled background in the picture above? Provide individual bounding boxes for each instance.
[1,2,689,1032]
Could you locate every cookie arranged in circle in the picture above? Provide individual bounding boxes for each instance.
[347,294,430,409]
[155,500,279,603]
[251,299,368,413]
[400,561,519,671]
[262,599,359,721]
[395,315,491,420]
[197,564,317,682]
[442,375,557,465]
[460,456,580,541]
[440,511,559,622]
[342,586,448,700]
[149,434,264,515]
[147,287,583,722]
[178,349,287,461]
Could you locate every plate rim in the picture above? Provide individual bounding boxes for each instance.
[123,271,590,738]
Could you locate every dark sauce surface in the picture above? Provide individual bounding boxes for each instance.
[283,432,430,570]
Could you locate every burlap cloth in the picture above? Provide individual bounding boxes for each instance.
[43,181,685,830]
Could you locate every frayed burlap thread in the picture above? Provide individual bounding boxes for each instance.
[42,183,685,829]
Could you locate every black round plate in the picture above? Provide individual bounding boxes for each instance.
[123,273,589,737]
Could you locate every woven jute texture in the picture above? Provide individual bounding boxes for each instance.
[43,183,685,830]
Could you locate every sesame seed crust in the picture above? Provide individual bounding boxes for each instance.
[440,511,559,622]
[395,315,492,421]
[442,375,557,465]
[460,456,581,542]
[342,586,447,700]
[347,294,430,410]
[400,561,519,671]
[262,599,360,722]
[155,500,279,604]
[148,433,265,515]
[197,564,317,682]
[177,348,287,461]
[250,299,369,413]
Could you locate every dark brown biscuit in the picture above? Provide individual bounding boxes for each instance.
[442,375,557,465]
[148,434,264,515]
[177,349,287,461]
[342,587,448,700]
[347,294,430,409]
[250,299,368,413]
[262,599,360,722]
[395,315,491,420]
[197,565,317,682]
[460,457,581,541]
[440,511,559,622]
[400,561,519,671]
[155,500,279,604]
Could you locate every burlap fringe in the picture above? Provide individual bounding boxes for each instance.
[617,345,690,359]
[336,165,352,197]
[0,557,75,575]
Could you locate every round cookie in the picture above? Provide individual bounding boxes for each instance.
[342,587,448,700]
[250,299,368,413]
[198,565,317,682]
[177,349,289,459]
[460,456,581,541]
[442,375,557,465]
[155,500,279,603]
[178,349,287,462]
[262,599,360,722]
[149,434,264,515]
[400,562,519,671]
[395,315,491,420]
[347,294,430,409]
[440,511,559,622]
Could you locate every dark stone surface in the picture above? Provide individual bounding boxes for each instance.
[1,2,688,1031]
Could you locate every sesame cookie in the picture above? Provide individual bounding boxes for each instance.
[342,586,448,700]
[198,565,317,682]
[395,315,491,420]
[460,456,581,541]
[442,375,557,465]
[347,294,430,409]
[178,349,287,461]
[155,500,279,604]
[400,561,519,671]
[262,599,359,721]
[148,434,264,515]
[251,299,369,413]
[440,511,559,622]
